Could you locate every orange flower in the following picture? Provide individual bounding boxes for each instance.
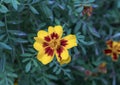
[82,6,93,16]
[98,62,107,74]
[104,40,120,61]
[33,25,77,65]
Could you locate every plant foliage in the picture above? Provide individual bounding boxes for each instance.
[0,0,120,85]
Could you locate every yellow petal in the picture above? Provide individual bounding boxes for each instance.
[113,41,119,47]
[113,42,120,54]
[60,56,71,65]
[55,47,69,62]
[62,34,77,49]
[117,46,120,54]
[48,26,54,34]
[37,30,48,39]
[48,25,63,38]
[37,52,54,65]
[34,37,44,44]
[33,42,43,51]
[54,25,63,38]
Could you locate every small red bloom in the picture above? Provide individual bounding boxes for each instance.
[85,70,92,76]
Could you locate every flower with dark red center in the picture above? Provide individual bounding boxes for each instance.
[104,40,120,61]
[33,25,77,65]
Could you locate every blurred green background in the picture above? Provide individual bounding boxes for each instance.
[0,0,120,85]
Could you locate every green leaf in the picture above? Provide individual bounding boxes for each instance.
[88,26,100,38]
[0,42,12,50]
[7,73,17,78]
[47,74,58,80]
[22,58,31,63]
[89,0,95,3]
[0,79,4,85]
[13,38,28,43]
[25,62,31,72]
[7,79,13,85]
[76,33,85,39]
[21,53,33,57]
[53,66,58,72]
[0,34,6,41]
[79,44,86,55]
[92,61,102,66]
[3,0,11,3]
[0,4,9,13]
[76,6,84,13]
[32,59,38,67]
[0,56,6,72]
[64,71,72,79]
[56,68,61,75]
[117,0,120,8]
[112,33,120,38]
[43,77,51,85]
[39,3,53,20]
[0,21,5,27]
[29,5,39,14]
[74,20,82,33]
[49,62,54,67]
[38,23,46,29]
[92,80,96,85]
[11,0,19,10]
[55,18,60,25]
[65,69,71,73]
[79,39,95,45]
[8,30,27,36]
[82,23,87,35]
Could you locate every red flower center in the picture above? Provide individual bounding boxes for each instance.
[113,53,118,61]
[42,32,68,60]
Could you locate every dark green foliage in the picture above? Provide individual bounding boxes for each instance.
[0,0,120,85]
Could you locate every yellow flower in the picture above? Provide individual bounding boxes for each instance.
[33,25,77,65]
[104,40,120,61]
